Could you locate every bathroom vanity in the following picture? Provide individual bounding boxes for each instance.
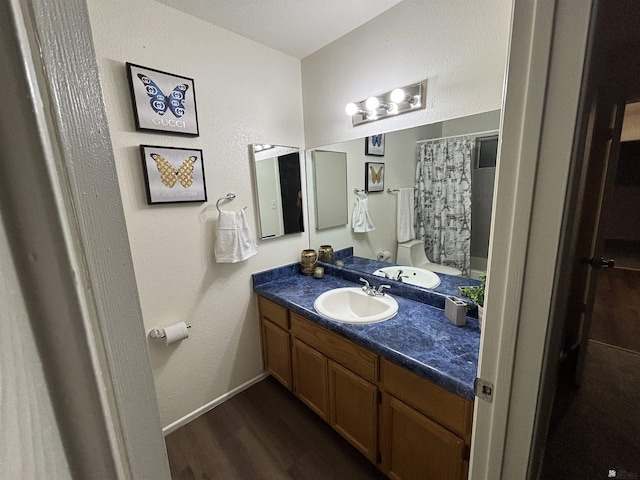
[253,263,480,480]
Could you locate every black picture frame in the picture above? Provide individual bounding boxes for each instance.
[127,63,199,136]
[365,134,385,156]
[140,145,207,204]
[365,162,385,192]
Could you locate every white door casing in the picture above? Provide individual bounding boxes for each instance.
[0,0,171,478]
[469,0,595,478]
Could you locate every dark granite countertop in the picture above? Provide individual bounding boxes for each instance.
[253,261,480,400]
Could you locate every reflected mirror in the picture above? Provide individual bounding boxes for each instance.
[312,150,348,229]
[306,110,500,280]
[250,144,304,239]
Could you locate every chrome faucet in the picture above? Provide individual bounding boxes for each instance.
[376,284,391,296]
[360,278,373,295]
[393,270,409,282]
[360,278,391,297]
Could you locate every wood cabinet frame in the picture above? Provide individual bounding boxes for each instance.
[257,295,473,479]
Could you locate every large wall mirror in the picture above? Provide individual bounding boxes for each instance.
[250,144,304,239]
[305,110,501,280]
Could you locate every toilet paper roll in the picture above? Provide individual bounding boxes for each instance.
[164,322,189,345]
[377,250,391,262]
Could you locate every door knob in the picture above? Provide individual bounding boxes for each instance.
[580,256,615,269]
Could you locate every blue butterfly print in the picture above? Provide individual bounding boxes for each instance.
[371,134,383,147]
[137,74,189,117]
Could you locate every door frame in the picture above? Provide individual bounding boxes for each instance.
[469,0,596,478]
[1,0,170,477]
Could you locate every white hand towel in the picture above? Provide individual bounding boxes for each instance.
[215,209,257,263]
[396,188,415,243]
[352,197,375,233]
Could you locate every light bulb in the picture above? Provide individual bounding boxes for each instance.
[368,109,378,120]
[365,96,380,110]
[390,88,405,103]
[345,103,359,116]
[388,103,399,114]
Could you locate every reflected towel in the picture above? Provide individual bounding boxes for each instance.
[215,209,257,263]
[352,197,375,233]
[396,188,415,242]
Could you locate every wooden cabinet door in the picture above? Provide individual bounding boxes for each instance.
[328,360,377,462]
[381,393,465,480]
[261,319,292,390]
[292,338,329,420]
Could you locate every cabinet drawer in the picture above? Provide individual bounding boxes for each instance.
[290,313,378,383]
[258,296,289,330]
[381,358,473,443]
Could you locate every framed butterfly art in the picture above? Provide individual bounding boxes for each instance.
[140,145,207,204]
[365,134,385,156]
[127,63,199,135]
[365,162,385,193]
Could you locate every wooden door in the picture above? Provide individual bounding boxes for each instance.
[292,338,329,420]
[564,91,625,384]
[261,319,292,389]
[328,360,377,462]
[380,393,465,480]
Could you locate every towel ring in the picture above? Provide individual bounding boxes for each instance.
[216,192,236,212]
[353,188,367,196]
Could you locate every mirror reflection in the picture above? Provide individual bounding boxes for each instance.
[250,144,304,239]
[311,150,348,230]
[306,110,500,282]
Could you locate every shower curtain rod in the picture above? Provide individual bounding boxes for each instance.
[416,129,499,145]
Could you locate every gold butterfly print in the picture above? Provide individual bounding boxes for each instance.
[151,154,197,188]
[370,165,383,184]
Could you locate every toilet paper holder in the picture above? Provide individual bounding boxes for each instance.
[148,324,192,339]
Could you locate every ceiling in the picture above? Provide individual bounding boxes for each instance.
[155,0,404,59]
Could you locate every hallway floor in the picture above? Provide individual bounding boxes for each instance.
[542,341,640,479]
[542,265,640,479]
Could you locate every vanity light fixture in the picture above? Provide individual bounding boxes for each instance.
[254,144,274,152]
[346,81,426,126]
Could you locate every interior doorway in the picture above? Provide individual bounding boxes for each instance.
[540,2,640,475]
[541,105,640,479]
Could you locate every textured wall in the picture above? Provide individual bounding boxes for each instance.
[86,0,510,429]
[301,0,512,148]
[86,0,306,427]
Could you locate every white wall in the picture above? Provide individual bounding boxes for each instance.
[87,0,306,427]
[301,0,512,148]
[86,0,510,430]
[604,104,640,241]
[1,214,72,480]
[255,157,284,238]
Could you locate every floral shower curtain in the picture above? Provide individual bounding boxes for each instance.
[414,136,472,275]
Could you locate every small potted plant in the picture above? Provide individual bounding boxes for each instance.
[459,274,486,328]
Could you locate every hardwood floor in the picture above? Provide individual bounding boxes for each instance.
[590,267,640,353]
[165,376,386,480]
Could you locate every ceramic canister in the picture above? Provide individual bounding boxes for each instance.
[318,245,334,264]
[300,249,318,275]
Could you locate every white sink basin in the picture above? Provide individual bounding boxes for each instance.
[373,266,441,289]
[314,287,398,324]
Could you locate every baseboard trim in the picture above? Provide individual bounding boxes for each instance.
[162,372,269,436]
